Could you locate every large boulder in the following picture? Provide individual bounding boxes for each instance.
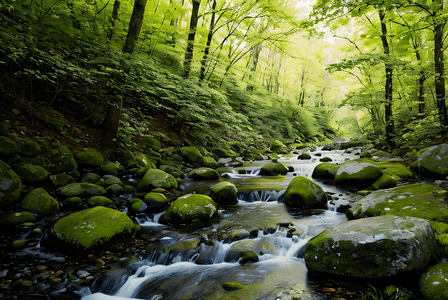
[16,164,50,182]
[260,162,289,176]
[419,261,448,300]
[305,215,436,278]
[137,169,178,192]
[346,183,448,222]
[74,148,104,167]
[143,136,162,151]
[203,156,219,169]
[188,168,220,181]
[143,192,170,211]
[284,176,328,209]
[269,140,288,154]
[52,145,78,172]
[312,162,340,179]
[210,181,238,205]
[21,188,60,215]
[44,207,137,254]
[334,160,383,189]
[0,159,22,205]
[60,183,107,198]
[161,193,218,225]
[418,144,448,177]
[180,146,204,166]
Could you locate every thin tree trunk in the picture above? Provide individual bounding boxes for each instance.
[122,0,148,54]
[107,0,120,42]
[434,5,448,130]
[379,8,395,147]
[200,0,217,81]
[101,95,122,159]
[184,0,201,78]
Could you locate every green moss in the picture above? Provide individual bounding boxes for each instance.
[222,282,246,291]
[16,164,50,182]
[21,188,60,215]
[87,196,114,207]
[162,193,218,224]
[163,239,200,253]
[0,211,37,226]
[284,176,327,209]
[60,183,107,198]
[74,148,104,167]
[364,207,382,217]
[419,262,448,300]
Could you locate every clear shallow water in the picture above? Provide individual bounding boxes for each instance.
[78,147,363,300]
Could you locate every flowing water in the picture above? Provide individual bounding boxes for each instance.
[77,147,364,300]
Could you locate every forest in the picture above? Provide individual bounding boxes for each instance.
[2,0,446,155]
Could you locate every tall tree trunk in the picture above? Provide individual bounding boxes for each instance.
[379,8,395,147]
[434,4,448,130]
[184,0,201,78]
[122,0,148,54]
[199,0,217,81]
[107,0,120,42]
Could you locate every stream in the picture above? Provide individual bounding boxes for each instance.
[77,147,367,300]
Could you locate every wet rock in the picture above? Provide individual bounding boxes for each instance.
[222,282,245,291]
[188,167,220,181]
[212,147,238,159]
[137,169,178,192]
[298,152,311,160]
[225,238,279,262]
[269,140,288,154]
[418,144,448,177]
[106,184,122,195]
[143,136,162,151]
[143,192,169,211]
[159,164,183,178]
[101,162,124,176]
[383,163,415,181]
[240,250,259,264]
[103,176,122,187]
[16,164,49,182]
[368,173,396,190]
[335,160,383,189]
[129,198,147,213]
[75,148,104,167]
[180,146,204,166]
[161,193,218,225]
[21,188,60,215]
[51,145,78,172]
[0,159,22,205]
[419,261,448,300]
[312,162,340,179]
[44,206,137,254]
[87,196,114,207]
[0,211,36,226]
[203,156,218,169]
[260,162,289,175]
[50,174,76,186]
[242,148,264,160]
[210,181,237,205]
[81,173,102,185]
[284,176,328,209]
[60,183,106,198]
[305,215,436,278]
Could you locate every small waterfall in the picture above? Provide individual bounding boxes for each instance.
[237,190,285,203]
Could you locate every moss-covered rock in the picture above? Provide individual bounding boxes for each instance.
[269,140,288,154]
[0,159,22,205]
[203,156,219,169]
[16,164,49,182]
[129,198,147,213]
[87,196,114,207]
[419,261,448,300]
[383,163,415,181]
[143,192,169,211]
[188,168,220,181]
[222,282,246,291]
[137,169,178,192]
[0,211,37,226]
[49,174,76,186]
[346,184,448,222]
[74,148,104,167]
[260,162,289,176]
[21,188,60,215]
[212,148,238,158]
[0,136,18,156]
[81,173,102,185]
[45,206,137,253]
[418,144,448,177]
[240,250,259,264]
[159,165,183,178]
[340,140,363,149]
[242,148,264,161]
[17,137,41,156]
[298,153,311,160]
[63,197,83,204]
[319,157,333,162]
[180,146,204,166]
[104,176,123,187]
[284,176,328,209]
[312,162,340,179]
[210,181,238,205]
[335,160,383,189]
[101,162,125,176]
[368,173,396,190]
[144,136,162,151]
[52,145,78,172]
[60,183,107,198]
[145,148,162,164]
[161,193,218,225]
[305,215,435,278]
[106,184,122,195]
[126,152,157,170]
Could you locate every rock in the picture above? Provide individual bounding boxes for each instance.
[60,183,107,198]
[21,188,60,215]
[203,156,218,169]
[284,176,328,209]
[143,192,169,211]
[340,140,363,149]
[222,282,245,291]
[0,136,18,156]
[419,261,448,300]
[418,144,448,177]
[44,206,137,254]
[143,136,162,151]
[52,145,78,172]
[312,162,340,179]
[319,157,332,162]
[298,153,311,160]
[159,165,183,178]
[260,162,289,175]
[126,152,156,170]
[16,164,50,182]
[368,173,396,190]
[188,168,220,181]
[180,146,204,166]
[0,211,37,226]
[17,137,41,156]
[269,140,288,154]
[87,196,114,207]
[346,183,448,221]
[240,250,259,264]
[334,160,383,189]
[74,148,104,167]
[224,238,278,263]
[63,197,83,204]
[137,169,178,192]
[81,173,103,185]
[161,193,218,225]
[383,163,415,181]
[104,176,123,187]
[0,159,22,205]
[145,149,162,164]
[50,174,76,186]
[106,184,122,195]
[305,215,436,278]
[242,148,263,160]
[212,148,238,158]
[129,198,147,213]
[210,181,238,205]
[101,162,125,176]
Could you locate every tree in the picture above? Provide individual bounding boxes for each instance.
[183,0,201,78]
[123,0,148,54]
